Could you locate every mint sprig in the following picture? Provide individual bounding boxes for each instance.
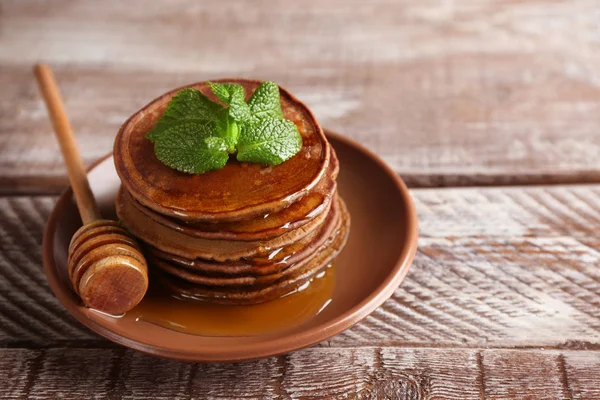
[153,121,229,174]
[146,81,302,174]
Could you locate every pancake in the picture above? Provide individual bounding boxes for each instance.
[128,149,339,241]
[154,198,350,304]
[147,197,344,280]
[116,187,333,262]
[114,79,330,222]
[152,220,340,287]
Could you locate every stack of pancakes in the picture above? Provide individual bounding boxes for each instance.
[114,80,350,304]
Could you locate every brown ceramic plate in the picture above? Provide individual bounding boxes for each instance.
[42,131,418,362]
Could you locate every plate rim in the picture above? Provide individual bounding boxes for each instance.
[42,130,419,362]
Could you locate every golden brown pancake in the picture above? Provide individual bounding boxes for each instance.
[146,197,344,280]
[127,149,339,241]
[114,79,330,222]
[116,187,333,262]
[153,198,350,304]
[152,224,339,287]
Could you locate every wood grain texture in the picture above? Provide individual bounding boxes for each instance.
[0,196,99,346]
[2,0,600,193]
[2,185,600,349]
[1,347,599,399]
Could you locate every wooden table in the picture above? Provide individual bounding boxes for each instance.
[1,1,600,398]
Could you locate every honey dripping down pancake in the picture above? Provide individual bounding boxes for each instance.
[116,186,334,262]
[153,198,350,305]
[144,198,342,277]
[147,198,344,288]
[113,78,350,322]
[126,151,339,241]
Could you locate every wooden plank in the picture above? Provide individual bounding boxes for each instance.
[565,352,600,400]
[0,196,100,345]
[1,185,600,349]
[2,0,600,193]
[481,351,568,400]
[1,347,598,399]
[333,235,600,349]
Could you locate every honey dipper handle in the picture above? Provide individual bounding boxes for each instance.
[34,64,101,225]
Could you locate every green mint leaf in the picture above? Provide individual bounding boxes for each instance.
[207,82,240,104]
[229,99,251,123]
[153,121,228,174]
[146,88,224,142]
[207,82,232,104]
[247,81,284,120]
[208,82,251,123]
[236,118,302,165]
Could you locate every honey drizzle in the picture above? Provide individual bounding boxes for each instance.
[122,265,336,337]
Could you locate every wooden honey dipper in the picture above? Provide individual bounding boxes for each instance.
[35,64,148,315]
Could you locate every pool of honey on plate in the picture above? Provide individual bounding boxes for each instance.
[121,265,336,336]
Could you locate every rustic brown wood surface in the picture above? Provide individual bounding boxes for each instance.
[1,186,600,398]
[2,347,600,399]
[2,0,600,193]
[2,0,600,398]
